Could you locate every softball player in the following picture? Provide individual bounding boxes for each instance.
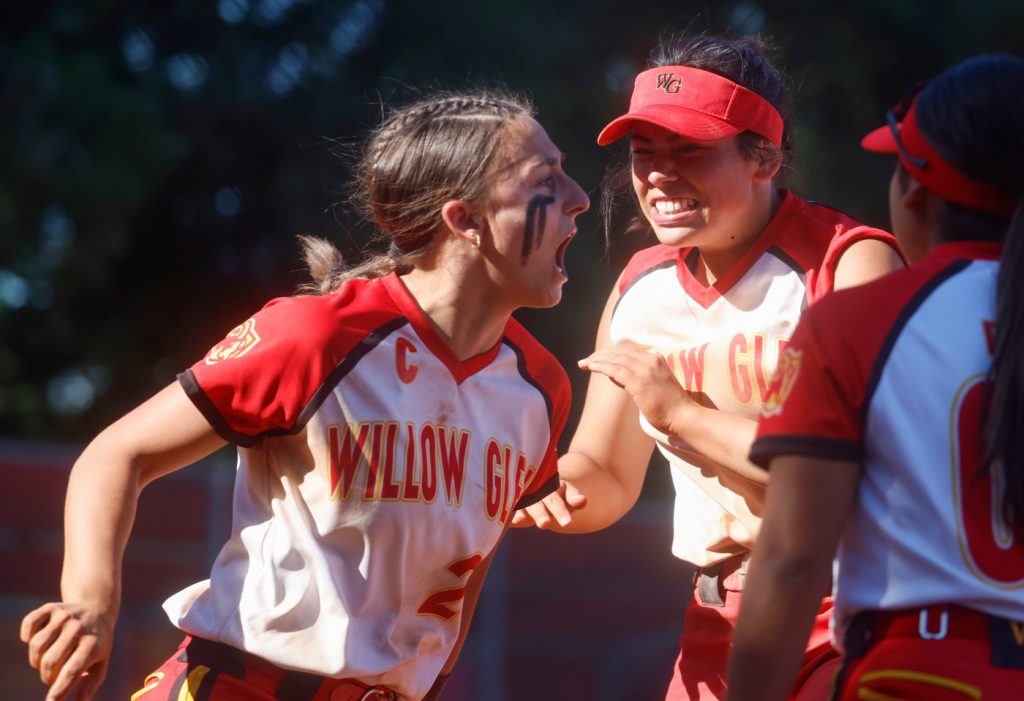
[20,91,589,701]
[729,54,1024,701]
[513,34,904,700]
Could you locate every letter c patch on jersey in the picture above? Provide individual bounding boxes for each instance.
[204,318,261,365]
[396,337,419,383]
[761,347,801,418]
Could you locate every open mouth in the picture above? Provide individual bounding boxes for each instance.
[555,232,575,275]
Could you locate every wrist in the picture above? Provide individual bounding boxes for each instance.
[665,395,700,442]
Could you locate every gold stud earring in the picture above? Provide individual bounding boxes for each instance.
[469,232,481,249]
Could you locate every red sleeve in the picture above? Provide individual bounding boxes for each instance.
[807,225,905,303]
[618,244,678,294]
[751,260,933,469]
[750,295,866,468]
[179,280,398,445]
[178,297,337,445]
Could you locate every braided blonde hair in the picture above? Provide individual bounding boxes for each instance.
[301,90,535,294]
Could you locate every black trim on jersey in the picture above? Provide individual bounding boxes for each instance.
[182,316,411,447]
[683,247,700,274]
[767,245,807,277]
[768,245,809,312]
[749,435,862,469]
[178,369,260,447]
[802,198,862,222]
[860,259,971,425]
[612,259,677,319]
[282,315,411,438]
[514,471,560,510]
[503,337,554,426]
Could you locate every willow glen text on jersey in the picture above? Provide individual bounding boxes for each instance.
[663,335,791,408]
[164,273,570,699]
[610,191,897,567]
[327,420,538,521]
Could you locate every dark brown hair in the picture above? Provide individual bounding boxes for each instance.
[301,90,535,294]
[600,33,794,242]
[914,54,1024,524]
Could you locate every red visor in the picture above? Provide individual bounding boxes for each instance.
[861,99,1017,215]
[597,65,784,147]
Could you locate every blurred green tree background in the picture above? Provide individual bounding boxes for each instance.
[3,0,1023,444]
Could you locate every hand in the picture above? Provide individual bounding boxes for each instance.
[579,340,694,437]
[510,479,587,529]
[20,601,114,701]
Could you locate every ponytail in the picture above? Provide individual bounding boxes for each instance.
[296,235,417,295]
[910,54,1024,525]
[987,198,1024,525]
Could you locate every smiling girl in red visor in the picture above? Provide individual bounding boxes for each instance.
[513,34,904,700]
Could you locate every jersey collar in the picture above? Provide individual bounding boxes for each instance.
[381,272,504,384]
[675,189,798,308]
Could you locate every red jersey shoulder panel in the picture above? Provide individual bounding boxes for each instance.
[180,276,404,445]
[750,248,967,468]
[614,193,899,308]
[502,317,572,508]
[617,244,679,295]
[762,194,900,303]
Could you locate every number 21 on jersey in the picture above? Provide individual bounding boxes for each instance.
[417,553,484,620]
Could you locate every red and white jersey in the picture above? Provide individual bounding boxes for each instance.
[163,272,568,700]
[751,241,1024,644]
[610,191,897,567]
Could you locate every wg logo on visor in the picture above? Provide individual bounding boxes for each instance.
[656,72,682,94]
[204,317,261,365]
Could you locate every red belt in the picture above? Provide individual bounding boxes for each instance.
[869,604,994,641]
[183,636,398,701]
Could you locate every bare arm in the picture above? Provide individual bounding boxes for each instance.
[833,237,905,290]
[20,382,226,701]
[726,454,860,701]
[512,286,656,533]
[574,336,769,529]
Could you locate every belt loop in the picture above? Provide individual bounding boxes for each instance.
[697,567,726,607]
[738,554,750,589]
[918,606,949,640]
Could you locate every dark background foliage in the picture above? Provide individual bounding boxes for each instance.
[3,0,1023,447]
[3,3,1024,700]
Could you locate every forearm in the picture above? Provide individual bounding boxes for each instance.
[667,403,767,488]
[728,455,858,701]
[60,432,145,617]
[727,554,831,701]
[548,450,643,533]
[20,383,223,699]
[61,383,224,613]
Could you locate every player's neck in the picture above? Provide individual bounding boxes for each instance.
[694,187,780,286]
[400,268,509,362]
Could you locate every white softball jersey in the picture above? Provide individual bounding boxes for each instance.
[163,272,569,699]
[610,191,897,568]
[751,241,1024,644]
